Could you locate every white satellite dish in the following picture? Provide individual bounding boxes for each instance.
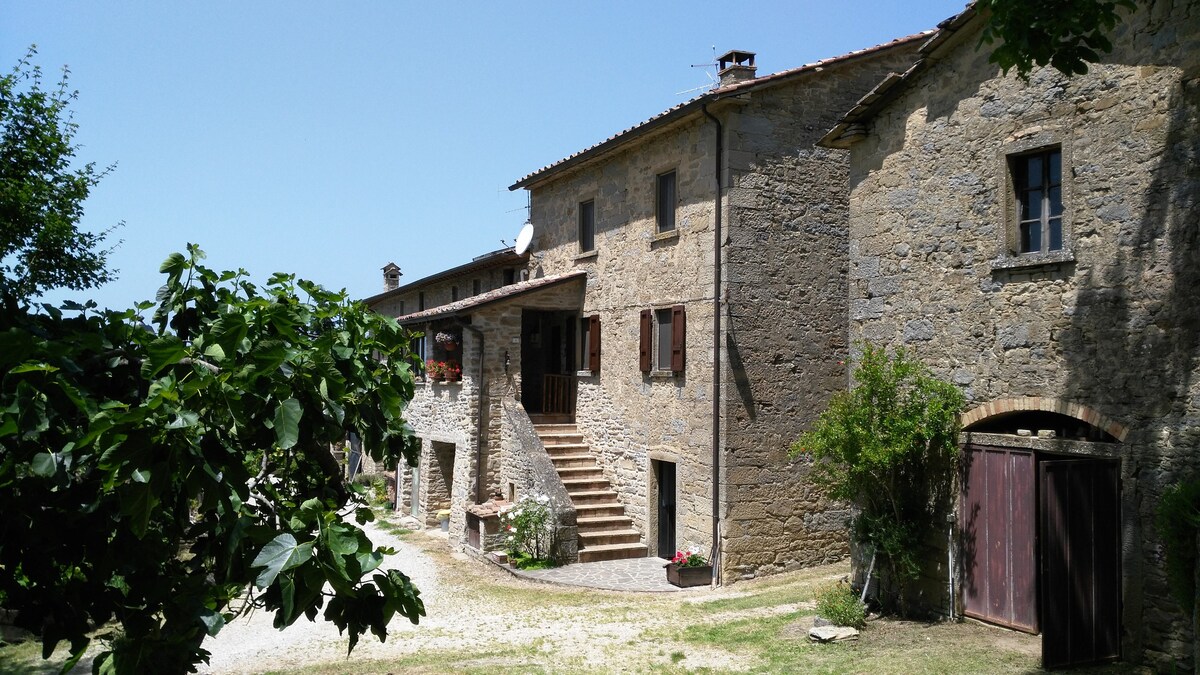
[514,221,535,255]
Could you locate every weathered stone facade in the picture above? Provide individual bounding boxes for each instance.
[828,1,1200,667]
[514,39,923,579]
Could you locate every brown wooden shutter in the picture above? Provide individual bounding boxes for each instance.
[588,314,601,372]
[639,309,652,373]
[670,304,685,373]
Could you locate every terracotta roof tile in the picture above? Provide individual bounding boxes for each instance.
[393,270,586,324]
[509,31,933,190]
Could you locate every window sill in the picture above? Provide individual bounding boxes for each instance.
[990,250,1075,272]
[576,369,597,377]
[651,229,679,244]
[649,370,679,379]
[574,250,599,263]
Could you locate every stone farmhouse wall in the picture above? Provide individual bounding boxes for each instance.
[401,278,585,543]
[719,46,921,578]
[528,117,721,560]
[843,1,1199,667]
[523,39,921,579]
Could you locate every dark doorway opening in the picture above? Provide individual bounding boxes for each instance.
[521,310,576,418]
[655,460,676,558]
[960,444,1121,669]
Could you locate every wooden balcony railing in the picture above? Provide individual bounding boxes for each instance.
[542,374,575,415]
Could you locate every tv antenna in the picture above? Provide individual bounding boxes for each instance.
[676,45,719,96]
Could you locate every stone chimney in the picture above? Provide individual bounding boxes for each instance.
[382,262,402,291]
[717,50,756,87]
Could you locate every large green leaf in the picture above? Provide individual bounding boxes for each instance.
[143,336,186,377]
[251,533,314,589]
[273,398,302,449]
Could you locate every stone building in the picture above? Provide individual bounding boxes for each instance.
[821,1,1199,668]
[370,36,925,581]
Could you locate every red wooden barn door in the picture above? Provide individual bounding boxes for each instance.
[960,445,1038,633]
[1040,459,1121,669]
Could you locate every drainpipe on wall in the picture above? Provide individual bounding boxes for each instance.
[701,103,723,586]
[459,321,488,504]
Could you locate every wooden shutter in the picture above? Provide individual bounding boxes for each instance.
[639,309,652,372]
[588,314,601,372]
[670,304,685,373]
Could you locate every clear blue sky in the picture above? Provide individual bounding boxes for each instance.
[4,1,966,311]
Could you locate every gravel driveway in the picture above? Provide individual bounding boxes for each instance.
[199,513,847,674]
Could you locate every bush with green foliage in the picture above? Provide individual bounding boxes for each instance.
[0,247,426,672]
[815,582,867,629]
[1157,480,1200,616]
[501,494,555,569]
[790,344,964,615]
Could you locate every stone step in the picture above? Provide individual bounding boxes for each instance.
[542,442,588,453]
[548,454,596,469]
[567,489,622,505]
[532,423,579,434]
[562,477,611,492]
[555,466,605,479]
[576,514,633,528]
[578,542,648,563]
[579,528,642,546]
[574,503,628,518]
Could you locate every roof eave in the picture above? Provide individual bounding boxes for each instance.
[818,5,983,149]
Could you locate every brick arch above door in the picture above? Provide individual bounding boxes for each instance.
[960,396,1128,443]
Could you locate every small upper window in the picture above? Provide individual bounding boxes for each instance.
[579,200,596,253]
[418,292,426,311]
[451,286,459,302]
[399,300,405,315]
[472,279,482,296]
[503,268,516,285]
[656,171,677,233]
[1014,148,1063,254]
[655,309,673,370]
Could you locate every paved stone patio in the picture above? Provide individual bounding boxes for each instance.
[509,556,709,593]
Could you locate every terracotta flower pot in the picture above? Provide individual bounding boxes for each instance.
[666,563,711,587]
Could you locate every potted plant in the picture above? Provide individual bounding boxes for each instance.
[425,359,445,382]
[435,331,459,352]
[444,361,462,382]
[665,544,711,587]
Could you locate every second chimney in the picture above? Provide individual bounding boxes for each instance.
[382,262,402,291]
[717,50,756,87]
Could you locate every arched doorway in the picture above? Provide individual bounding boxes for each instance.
[959,398,1126,669]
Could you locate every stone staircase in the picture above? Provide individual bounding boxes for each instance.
[533,423,647,563]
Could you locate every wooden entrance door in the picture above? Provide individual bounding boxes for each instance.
[961,445,1038,633]
[656,461,676,557]
[1040,459,1121,668]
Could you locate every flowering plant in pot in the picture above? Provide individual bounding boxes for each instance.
[435,331,459,351]
[424,359,444,381]
[443,361,462,382]
[665,543,711,587]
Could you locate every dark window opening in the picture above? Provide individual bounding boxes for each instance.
[451,286,459,302]
[503,268,516,285]
[579,200,595,252]
[472,279,481,295]
[1015,148,1063,253]
[418,292,425,311]
[657,171,677,233]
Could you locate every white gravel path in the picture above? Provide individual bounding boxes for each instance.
[199,514,845,674]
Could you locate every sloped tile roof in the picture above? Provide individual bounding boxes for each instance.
[509,31,934,191]
[392,270,586,324]
[820,4,979,148]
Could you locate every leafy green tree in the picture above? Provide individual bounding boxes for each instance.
[790,344,964,615]
[979,0,1136,78]
[0,247,424,672]
[0,46,117,298]
[1157,480,1200,616]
